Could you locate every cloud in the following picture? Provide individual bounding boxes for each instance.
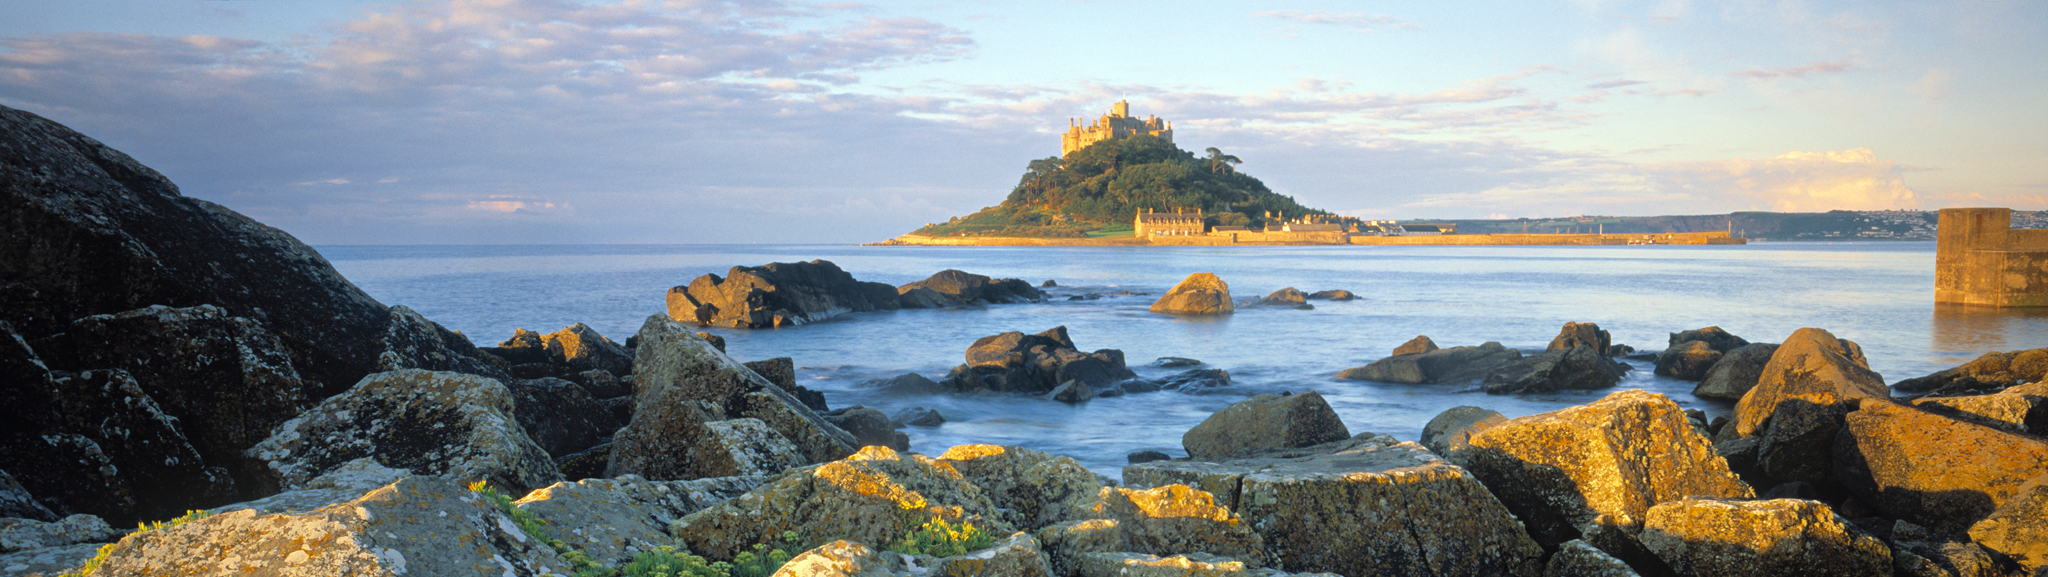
[1730,59,1854,79]
[1252,10,1419,33]
[1642,148,1916,211]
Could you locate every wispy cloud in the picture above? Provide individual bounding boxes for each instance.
[1730,59,1854,79]
[1252,10,1419,33]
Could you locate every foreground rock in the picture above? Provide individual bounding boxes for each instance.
[1639,498,1890,576]
[245,369,563,495]
[1150,273,1234,316]
[1,365,233,523]
[1419,406,1506,463]
[1732,328,1889,486]
[939,445,1104,530]
[1833,399,2048,534]
[1462,390,1752,553]
[1967,474,2048,576]
[1893,346,2048,396]
[1075,552,1329,576]
[898,269,1045,307]
[1691,343,1778,401]
[1336,340,1522,384]
[1094,484,1268,567]
[1126,434,1546,576]
[513,474,766,566]
[668,260,902,328]
[940,326,1137,394]
[1180,392,1349,460]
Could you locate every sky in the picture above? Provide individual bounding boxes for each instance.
[4,0,2045,244]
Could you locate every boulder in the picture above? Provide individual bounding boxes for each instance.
[897,269,1045,306]
[1181,392,1349,460]
[667,260,896,328]
[1127,451,1171,465]
[671,446,1009,562]
[1257,288,1308,307]
[928,531,1055,577]
[891,407,945,427]
[1966,474,2048,576]
[941,326,1137,394]
[1461,390,1752,550]
[88,476,574,576]
[1655,341,1723,381]
[213,457,410,515]
[871,372,946,395]
[1336,341,1522,384]
[1692,343,1779,401]
[1894,347,2048,396]
[1149,273,1234,316]
[1912,391,2048,435]
[1095,484,1265,566]
[1669,326,1751,354]
[0,514,120,554]
[1482,344,1630,394]
[513,474,766,566]
[1126,435,1546,577]
[1547,322,1613,353]
[483,328,550,365]
[504,377,618,459]
[37,369,234,520]
[0,434,130,525]
[1419,406,1507,463]
[939,445,1105,531]
[744,357,828,412]
[1391,335,1439,357]
[0,470,54,522]
[1733,328,1888,438]
[1639,498,1890,577]
[1305,289,1356,301]
[564,368,632,399]
[1753,398,1849,485]
[1891,519,2006,577]
[1074,552,1305,577]
[771,539,905,577]
[1834,400,2048,534]
[1543,539,1641,577]
[373,304,512,380]
[542,322,633,376]
[0,543,104,576]
[245,369,562,495]
[824,407,906,450]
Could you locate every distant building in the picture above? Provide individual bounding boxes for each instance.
[1062,100,1174,156]
[1136,208,1204,236]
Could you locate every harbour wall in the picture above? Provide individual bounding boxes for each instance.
[1936,207,2048,307]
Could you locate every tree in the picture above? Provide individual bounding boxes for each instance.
[1204,147,1242,175]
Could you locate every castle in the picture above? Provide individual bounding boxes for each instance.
[1062,100,1173,156]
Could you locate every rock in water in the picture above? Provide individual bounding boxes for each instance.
[89,476,574,576]
[1335,341,1522,384]
[1669,326,1752,354]
[1257,288,1308,307]
[1306,289,1357,301]
[941,326,1137,394]
[1655,341,1723,381]
[1482,344,1629,394]
[1833,400,2048,534]
[1692,343,1779,401]
[1639,498,1891,576]
[1391,335,1439,357]
[542,322,632,376]
[823,407,904,450]
[246,369,562,495]
[1547,322,1613,353]
[1732,328,1889,487]
[1150,273,1234,316]
[1462,390,1752,551]
[1181,392,1349,460]
[898,269,1046,306]
[667,260,894,328]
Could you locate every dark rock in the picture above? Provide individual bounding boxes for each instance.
[1336,341,1522,384]
[1257,287,1308,307]
[1182,391,1349,460]
[1755,397,1851,485]
[1547,321,1613,353]
[1116,378,1163,394]
[1669,326,1752,353]
[1693,343,1780,400]
[375,304,513,380]
[1655,340,1723,381]
[1419,405,1506,463]
[1894,347,2048,396]
[743,357,826,411]
[1048,380,1093,403]
[1149,357,1202,368]
[941,326,1136,394]
[860,281,903,311]
[1893,519,2007,577]
[897,269,1045,306]
[890,407,944,427]
[1149,273,1233,316]
[1760,481,1820,501]
[1606,344,1636,357]
[1391,335,1438,356]
[600,395,633,426]
[0,469,56,522]
[554,442,612,481]
[1127,451,1171,465]
[1715,436,1767,489]
[564,368,632,399]
[505,377,618,459]
[1834,400,2048,534]
[896,286,953,309]
[542,322,632,377]
[510,362,556,379]
[869,372,945,395]
[694,332,725,352]
[1305,289,1357,301]
[822,407,904,450]
[665,260,895,328]
[1041,279,1057,287]
[0,434,131,524]
[1157,368,1230,390]
[1482,344,1631,394]
[481,328,549,365]
[45,369,234,521]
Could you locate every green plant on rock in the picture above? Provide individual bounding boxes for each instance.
[468,480,611,576]
[617,545,729,577]
[62,509,216,577]
[887,516,995,558]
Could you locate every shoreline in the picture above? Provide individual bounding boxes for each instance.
[871,230,1748,247]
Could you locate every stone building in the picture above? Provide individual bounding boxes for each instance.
[1937,207,2048,307]
[1062,100,1173,156]
[1136,208,1204,236]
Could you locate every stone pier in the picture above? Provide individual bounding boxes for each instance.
[1936,207,2048,307]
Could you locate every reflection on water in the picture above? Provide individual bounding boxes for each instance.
[1931,304,2048,365]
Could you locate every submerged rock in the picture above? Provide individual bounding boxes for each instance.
[1256,288,1308,307]
[1336,341,1522,384]
[1180,392,1349,460]
[898,269,1045,307]
[1150,273,1234,316]
[1306,289,1357,301]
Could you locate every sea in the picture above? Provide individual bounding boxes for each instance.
[320,242,2048,477]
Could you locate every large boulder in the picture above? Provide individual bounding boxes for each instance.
[1093,484,1266,566]
[897,269,1045,306]
[0,470,54,522]
[1668,327,1751,354]
[1181,392,1349,460]
[940,326,1137,394]
[744,356,828,412]
[245,369,563,495]
[667,260,897,328]
[88,476,574,576]
[1543,539,1641,577]
[1655,341,1723,381]
[1336,341,1522,384]
[0,514,120,554]
[36,370,233,521]
[1482,344,1630,395]
[504,377,618,459]
[1126,435,1547,576]
[373,304,512,380]
[938,445,1105,531]
[1732,328,1888,485]
[1893,347,2048,396]
[1639,498,1890,577]
[1547,322,1613,353]
[1150,273,1234,316]
[513,474,766,566]
[1692,343,1778,401]
[1967,474,2048,576]
[1833,400,2048,534]
[671,446,1009,562]
[1461,390,1753,551]
[1890,519,2006,577]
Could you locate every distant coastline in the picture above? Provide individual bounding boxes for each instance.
[871,230,1747,247]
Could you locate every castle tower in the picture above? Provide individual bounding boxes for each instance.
[1061,100,1175,156]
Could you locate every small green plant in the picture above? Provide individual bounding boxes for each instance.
[471,482,799,577]
[62,509,217,576]
[468,480,610,576]
[887,516,995,558]
[617,545,729,577]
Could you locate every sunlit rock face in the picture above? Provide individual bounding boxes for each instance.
[1149,273,1234,316]
[1833,399,2048,535]
[1893,347,2048,397]
[938,445,1104,531]
[1638,497,1890,577]
[1729,328,1889,488]
[1967,474,2048,577]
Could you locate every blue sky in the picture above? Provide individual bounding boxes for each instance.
[4,0,2043,243]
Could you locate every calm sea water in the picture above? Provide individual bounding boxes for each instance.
[320,242,2048,477]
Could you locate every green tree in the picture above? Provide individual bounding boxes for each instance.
[1204,147,1242,175]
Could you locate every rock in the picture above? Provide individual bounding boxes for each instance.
[1639,497,1890,577]
[1894,347,2048,396]
[1257,288,1308,307]
[1544,539,1641,577]
[553,443,610,481]
[1043,280,1057,287]
[824,407,906,450]
[1391,335,1439,357]
[0,105,403,398]
[1419,406,1506,463]
[929,531,1055,577]
[1036,518,1124,576]
[0,542,104,576]
[1306,289,1357,301]
[1964,474,2048,575]
[695,331,726,352]
[1127,451,1171,465]
[1547,322,1613,353]
[1669,326,1752,354]
[939,445,1106,531]
[1834,400,2048,536]
[1692,343,1779,401]
[898,269,1045,306]
[745,357,828,411]
[1892,519,2006,577]
[1655,341,1723,381]
[1150,357,1203,368]
[1050,380,1094,403]
[1482,344,1631,394]
[941,326,1137,394]
[1096,484,1265,566]
[1336,341,1522,384]
[1117,378,1164,395]
[35,369,233,520]
[898,287,954,309]
[1733,328,1889,438]
[1074,552,1324,577]
[1753,396,1852,485]
[871,372,946,395]
[1149,273,1234,316]
[668,260,897,328]
[772,539,906,577]
[514,474,765,566]
[0,470,54,522]
[504,377,617,459]
[373,304,511,380]
[246,369,562,495]
[1713,437,1766,488]
[613,315,856,478]
[0,514,120,554]
[891,407,945,427]
[1125,434,1546,577]
[483,328,550,365]
[1158,369,1230,390]
[213,457,411,515]
[1182,392,1349,460]
[0,434,130,524]
[542,322,632,376]
[564,368,632,399]
[1461,390,1752,550]
[87,476,574,576]
[671,446,1009,561]
[1912,392,2048,435]
[1607,344,1636,357]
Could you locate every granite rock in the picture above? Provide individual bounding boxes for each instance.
[1639,498,1890,577]
[1181,392,1349,460]
[1834,400,2048,534]
[940,445,1105,531]
[1692,343,1779,401]
[1150,273,1234,316]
